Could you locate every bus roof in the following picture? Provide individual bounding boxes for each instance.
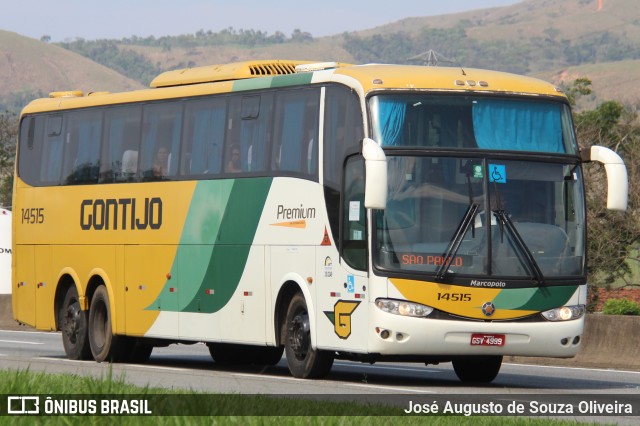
[21,60,566,115]
[334,64,565,98]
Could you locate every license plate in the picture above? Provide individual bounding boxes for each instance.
[470,333,505,346]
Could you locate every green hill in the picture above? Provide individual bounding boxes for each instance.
[0,30,144,111]
[3,0,640,109]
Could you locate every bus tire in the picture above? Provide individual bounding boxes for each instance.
[88,286,127,363]
[284,292,333,379]
[59,286,92,360]
[452,356,503,383]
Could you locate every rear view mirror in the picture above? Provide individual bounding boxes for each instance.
[362,138,387,209]
[581,145,628,211]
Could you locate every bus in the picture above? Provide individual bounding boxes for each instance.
[12,60,628,383]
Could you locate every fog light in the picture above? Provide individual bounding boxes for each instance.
[561,338,569,345]
[396,333,404,341]
[380,329,390,339]
[573,336,581,345]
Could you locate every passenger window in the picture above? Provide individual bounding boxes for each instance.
[63,110,102,185]
[225,94,273,174]
[324,86,363,189]
[100,106,141,183]
[18,116,44,186]
[40,114,65,184]
[182,97,226,176]
[140,102,183,180]
[272,89,319,177]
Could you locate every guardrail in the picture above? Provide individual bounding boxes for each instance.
[1,294,637,370]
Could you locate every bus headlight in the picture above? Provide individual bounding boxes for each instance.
[375,299,433,318]
[541,305,585,321]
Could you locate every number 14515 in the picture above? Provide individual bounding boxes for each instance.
[21,207,44,224]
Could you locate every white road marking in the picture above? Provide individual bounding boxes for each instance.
[232,372,436,393]
[0,339,44,345]
[125,364,190,372]
[34,357,86,363]
[0,330,57,336]
[504,362,640,375]
[33,357,190,372]
[232,373,306,382]
[344,382,437,394]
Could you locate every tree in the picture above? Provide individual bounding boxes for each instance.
[571,79,640,286]
[0,111,17,208]
[564,77,592,107]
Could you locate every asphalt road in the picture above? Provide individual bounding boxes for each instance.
[1,329,639,422]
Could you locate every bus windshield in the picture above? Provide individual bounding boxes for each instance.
[374,156,585,280]
[369,94,578,154]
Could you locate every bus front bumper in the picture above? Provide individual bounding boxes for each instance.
[367,305,583,358]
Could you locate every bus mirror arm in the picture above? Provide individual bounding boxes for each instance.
[581,145,628,211]
[362,138,387,210]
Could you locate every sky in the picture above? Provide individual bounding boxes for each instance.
[0,0,522,42]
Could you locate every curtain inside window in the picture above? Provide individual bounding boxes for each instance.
[376,98,406,146]
[472,100,564,153]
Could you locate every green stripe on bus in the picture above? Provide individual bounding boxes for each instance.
[148,178,272,313]
[232,73,314,92]
[493,285,578,311]
[233,77,274,92]
[270,73,314,87]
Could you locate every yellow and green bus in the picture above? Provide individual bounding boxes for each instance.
[12,60,627,382]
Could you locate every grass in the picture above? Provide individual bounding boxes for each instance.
[0,368,595,425]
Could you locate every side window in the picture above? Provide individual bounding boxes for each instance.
[100,106,141,183]
[18,115,44,186]
[141,102,183,180]
[342,156,367,270]
[40,114,64,184]
[272,88,319,178]
[182,97,226,176]
[62,110,102,185]
[324,85,364,189]
[225,93,273,174]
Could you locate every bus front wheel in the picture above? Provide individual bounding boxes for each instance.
[284,292,333,379]
[88,286,127,362]
[59,286,92,360]
[452,356,503,383]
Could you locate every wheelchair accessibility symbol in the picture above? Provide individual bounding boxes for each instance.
[489,164,507,183]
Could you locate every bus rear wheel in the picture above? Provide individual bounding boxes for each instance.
[88,286,127,362]
[284,292,333,379]
[59,286,92,360]
[452,356,503,383]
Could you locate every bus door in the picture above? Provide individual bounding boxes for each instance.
[316,156,368,352]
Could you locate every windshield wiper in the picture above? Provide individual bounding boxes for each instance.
[493,210,545,286]
[435,203,479,281]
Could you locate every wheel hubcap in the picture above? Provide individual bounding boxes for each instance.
[62,302,81,343]
[289,312,310,360]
